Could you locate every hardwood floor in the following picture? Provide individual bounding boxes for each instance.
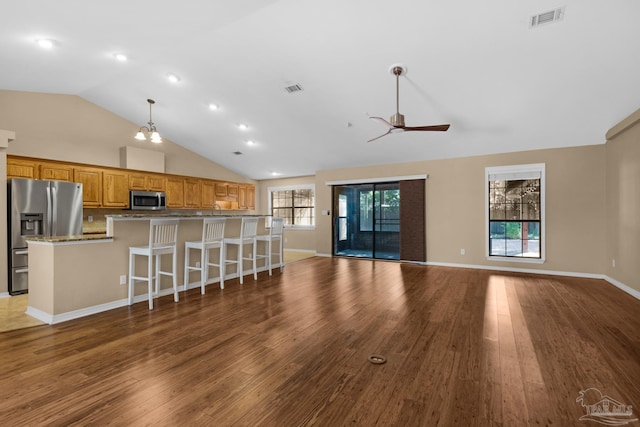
[1,258,639,426]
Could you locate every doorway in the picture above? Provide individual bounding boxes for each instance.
[333,182,400,260]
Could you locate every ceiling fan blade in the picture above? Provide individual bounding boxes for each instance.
[403,124,450,132]
[367,128,393,142]
[369,116,393,128]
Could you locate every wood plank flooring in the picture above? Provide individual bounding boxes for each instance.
[1,257,639,426]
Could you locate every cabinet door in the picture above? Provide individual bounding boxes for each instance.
[247,185,255,210]
[7,157,38,179]
[183,179,201,208]
[39,162,74,182]
[227,183,239,200]
[103,170,129,208]
[74,167,103,208]
[201,180,216,208]
[165,177,184,208]
[238,185,247,209]
[128,173,147,191]
[214,182,228,198]
[146,174,166,191]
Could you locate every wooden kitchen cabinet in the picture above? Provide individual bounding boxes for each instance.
[74,167,103,208]
[39,162,74,182]
[103,169,129,208]
[201,180,216,208]
[238,185,247,209]
[165,176,184,208]
[214,182,228,198]
[183,178,201,208]
[129,172,166,192]
[247,185,255,209]
[227,183,239,200]
[6,157,38,179]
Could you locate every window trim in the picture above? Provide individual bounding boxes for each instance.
[485,163,546,264]
[267,184,316,230]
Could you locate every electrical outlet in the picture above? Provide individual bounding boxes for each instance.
[195,261,201,268]
[88,215,93,222]
[612,259,616,268]
[119,275,127,285]
[460,249,465,255]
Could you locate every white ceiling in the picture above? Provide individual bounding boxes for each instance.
[2,1,639,180]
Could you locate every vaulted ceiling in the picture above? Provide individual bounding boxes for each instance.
[2,1,639,179]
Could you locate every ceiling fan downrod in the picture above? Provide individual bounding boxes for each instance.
[390,66,405,127]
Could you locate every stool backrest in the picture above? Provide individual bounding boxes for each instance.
[241,217,259,239]
[203,217,226,243]
[270,217,285,237]
[149,219,179,249]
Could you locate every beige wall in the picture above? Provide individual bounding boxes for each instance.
[605,109,640,293]
[314,145,608,275]
[0,90,252,183]
[257,176,317,252]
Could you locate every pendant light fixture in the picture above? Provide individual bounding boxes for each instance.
[135,99,162,143]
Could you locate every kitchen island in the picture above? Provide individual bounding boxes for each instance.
[26,214,272,324]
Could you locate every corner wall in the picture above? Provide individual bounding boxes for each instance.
[605,109,640,293]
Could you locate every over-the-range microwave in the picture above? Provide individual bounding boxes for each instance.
[129,190,166,210]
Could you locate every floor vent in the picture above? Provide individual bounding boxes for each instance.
[284,84,303,94]
[530,7,565,28]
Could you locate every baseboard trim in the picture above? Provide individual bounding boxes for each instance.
[604,275,640,300]
[0,292,10,299]
[284,249,315,254]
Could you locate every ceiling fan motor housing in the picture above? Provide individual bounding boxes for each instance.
[390,113,405,127]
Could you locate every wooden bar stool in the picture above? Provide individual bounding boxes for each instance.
[184,217,226,293]
[223,217,259,285]
[255,217,285,275]
[128,218,180,310]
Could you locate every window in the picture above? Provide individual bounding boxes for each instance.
[268,185,315,228]
[485,164,545,262]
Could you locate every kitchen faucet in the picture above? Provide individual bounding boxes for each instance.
[212,203,222,215]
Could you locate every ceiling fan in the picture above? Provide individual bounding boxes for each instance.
[369,64,450,142]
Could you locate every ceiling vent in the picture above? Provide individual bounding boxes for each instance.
[284,84,303,94]
[233,151,243,155]
[530,7,565,28]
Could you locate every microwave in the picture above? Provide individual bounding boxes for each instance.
[130,191,166,210]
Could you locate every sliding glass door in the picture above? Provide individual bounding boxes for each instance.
[332,182,400,260]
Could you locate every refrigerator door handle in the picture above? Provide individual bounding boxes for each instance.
[51,185,58,236]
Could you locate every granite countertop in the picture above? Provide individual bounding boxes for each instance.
[106,213,270,219]
[25,234,112,243]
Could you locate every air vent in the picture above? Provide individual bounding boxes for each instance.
[530,7,565,28]
[284,84,303,94]
[233,151,243,155]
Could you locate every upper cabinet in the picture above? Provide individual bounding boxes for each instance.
[6,157,39,179]
[103,170,129,208]
[73,167,103,208]
[165,176,184,209]
[39,162,74,182]
[6,155,255,210]
[129,172,165,192]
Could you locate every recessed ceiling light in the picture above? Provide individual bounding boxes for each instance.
[246,140,256,146]
[113,53,127,62]
[167,73,181,83]
[208,103,219,111]
[238,123,249,131]
[36,39,55,49]
[271,171,281,176]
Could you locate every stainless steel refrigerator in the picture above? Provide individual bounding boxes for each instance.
[7,178,83,295]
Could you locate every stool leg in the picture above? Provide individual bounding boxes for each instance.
[252,240,258,281]
[201,246,207,295]
[268,239,273,276]
[279,237,284,272]
[238,242,244,285]
[173,250,179,303]
[220,243,225,289]
[128,251,134,305]
[148,254,154,310]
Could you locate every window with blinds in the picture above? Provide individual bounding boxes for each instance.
[486,164,545,261]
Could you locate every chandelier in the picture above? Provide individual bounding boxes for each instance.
[134,99,162,143]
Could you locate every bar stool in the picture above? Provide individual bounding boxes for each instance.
[255,217,285,275]
[184,217,226,293]
[223,217,259,285]
[128,218,180,310]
